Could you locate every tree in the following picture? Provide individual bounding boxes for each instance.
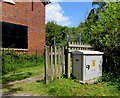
[82,2,120,73]
[46,21,69,46]
[77,2,120,87]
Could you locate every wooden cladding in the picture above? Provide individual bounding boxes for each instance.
[45,46,65,84]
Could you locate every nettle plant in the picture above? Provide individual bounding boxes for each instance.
[2,51,44,75]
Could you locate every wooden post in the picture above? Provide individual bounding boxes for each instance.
[58,46,61,79]
[65,42,70,78]
[54,45,57,79]
[45,46,49,84]
[60,47,62,75]
[50,46,54,81]
[62,47,65,74]
[68,53,71,78]
[65,44,68,78]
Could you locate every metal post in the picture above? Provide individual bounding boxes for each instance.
[78,33,82,44]
[36,47,38,65]
[66,35,70,42]
[54,36,56,46]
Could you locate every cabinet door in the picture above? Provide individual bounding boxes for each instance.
[72,55,82,79]
[85,55,103,75]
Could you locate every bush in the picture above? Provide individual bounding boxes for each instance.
[102,72,120,90]
[80,2,120,88]
[2,51,44,75]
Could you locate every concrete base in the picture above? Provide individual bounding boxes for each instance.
[79,79,98,84]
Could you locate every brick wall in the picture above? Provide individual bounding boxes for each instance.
[0,2,46,54]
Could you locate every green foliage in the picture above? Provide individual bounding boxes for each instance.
[1,72,32,84]
[78,2,120,88]
[45,2,120,90]
[2,51,44,75]
[46,21,82,46]
[81,2,120,49]
[102,72,120,90]
[46,21,69,46]
[94,72,120,90]
[3,78,119,96]
[1,66,44,84]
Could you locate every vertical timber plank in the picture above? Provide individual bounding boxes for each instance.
[54,45,57,79]
[68,53,71,78]
[45,46,49,84]
[58,46,61,79]
[65,46,70,78]
[50,46,54,81]
[62,47,65,74]
[60,47,62,75]
[48,46,51,82]
[65,43,68,78]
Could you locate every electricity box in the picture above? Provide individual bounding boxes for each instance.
[72,50,104,81]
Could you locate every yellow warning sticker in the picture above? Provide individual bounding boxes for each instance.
[92,61,96,67]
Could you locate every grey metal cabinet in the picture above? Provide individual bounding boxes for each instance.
[72,50,104,81]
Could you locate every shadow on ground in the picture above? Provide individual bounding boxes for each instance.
[2,84,23,96]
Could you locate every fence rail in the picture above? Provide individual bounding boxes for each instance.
[65,42,93,78]
[68,42,93,52]
[45,46,65,84]
[45,42,93,83]
[0,48,45,55]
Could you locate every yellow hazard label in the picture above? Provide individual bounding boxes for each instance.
[92,61,96,67]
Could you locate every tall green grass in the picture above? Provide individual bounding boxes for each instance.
[2,51,44,75]
[1,72,32,84]
[5,78,118,96]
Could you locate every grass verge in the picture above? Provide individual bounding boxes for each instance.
[2,78,120,96]
[1,51,44,84]
[2,51,44,75]
[1,66,44,84]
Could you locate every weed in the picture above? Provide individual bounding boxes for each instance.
[2,72,32,84]
[6,78,119,96]
[2,51,44,75]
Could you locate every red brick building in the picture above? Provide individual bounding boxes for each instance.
[0,0,50,54]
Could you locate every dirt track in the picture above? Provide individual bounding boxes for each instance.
[1,73,44,96]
